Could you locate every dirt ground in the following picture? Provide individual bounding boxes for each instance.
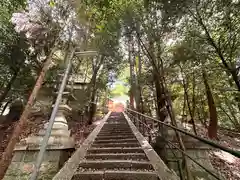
[196,125,240,180]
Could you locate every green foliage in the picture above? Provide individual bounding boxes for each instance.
[3,0,240,132]
[110,82,129,98]
[0,0,33,104]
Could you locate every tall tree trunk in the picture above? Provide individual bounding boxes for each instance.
[153,72,166,122]
[0,48,55,179]
[184,78,197,135]
[87,56,104,124]
[128,34,135,109]
[182,93,187,125]
[129,88,135,109]
[88,74,97,125]
[191,72,196,121]
[179,66,197,135]
[146,36,166,122]
[160,61,192,180]
[134,60,141,113]
[135,22,144,113]
[197,108,207,128]
[202,71,218,139]
[133,67,141,113]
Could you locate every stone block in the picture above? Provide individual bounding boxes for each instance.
[19,162,35,175]
[3,175,16,180]
[25,136,74,148]
[44,150,61,162]
[39,161,59,172]
[38,129,70,137]
[59,149,75,168]
[191,170,217,180]
[44,123,68,130]
[166,150,182,159]
[58,104,72,112]
[166,148,212,161]
[167,161,180,171]
[17,175,31,180]
[5,161,59,180]
[4,149,73,179]
[5,162,21,176]
[23,151,37,162]
[20,150,62,162]
[26,136,43,145]
[12,151,25,162]
[195,151,210,159]
[38,162,59,180]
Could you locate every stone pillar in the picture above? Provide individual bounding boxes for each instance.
[165,125,224,180]
[4,95,75,180]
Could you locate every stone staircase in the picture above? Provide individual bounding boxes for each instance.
[53,112,179,180]
[73,113,157,180]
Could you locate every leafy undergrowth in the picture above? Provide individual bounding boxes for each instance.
[209,130,240,180]
[210,151,240,180]
[0,112,47,160]
[69,117,103,147]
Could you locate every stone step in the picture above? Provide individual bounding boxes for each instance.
[104,121,127,123]
[94,138,137,143]
[103,123,128,124]
[105,122,128,124]
[85,153,147,160]
[101,128,131,131]
[98,133,134,136]
[99,130,132,133]
[72,170,158,180]
[92,142,139,148]
[99,132,132,134]
[103,124,129,126]
[78,160,153,170]
[102,124,129,126]
[104,126,130,127]
[96,135,135,140]
[87,147,144,154]
[101,129,131,131]
[98,130,132,133]
[101,127,130,130]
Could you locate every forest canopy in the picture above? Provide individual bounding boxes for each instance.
[1,0,240,140]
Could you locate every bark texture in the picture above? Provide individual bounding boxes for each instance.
[202,71,218,139]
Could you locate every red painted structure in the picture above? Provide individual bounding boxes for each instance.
[108,100,124,112]
[108,100,114,111]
